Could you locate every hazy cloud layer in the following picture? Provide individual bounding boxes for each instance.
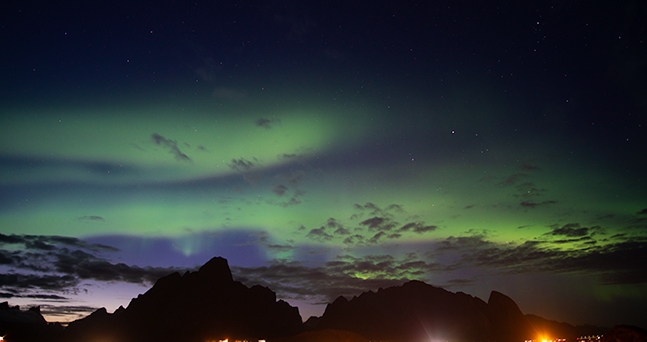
[435,227,647,285]
[2,223,646,318]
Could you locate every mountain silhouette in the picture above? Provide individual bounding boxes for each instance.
[62,256,302,342]
[310,280,539,342]
[0,257,616,342]
[600,325,647,342]
[0,302,63,341]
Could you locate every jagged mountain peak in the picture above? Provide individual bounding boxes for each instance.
[62,256,302,342]
[314,280,531,342]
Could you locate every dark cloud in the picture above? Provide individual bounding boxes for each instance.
[360,217,384,230]
[270,195,303,207]
[497,173,529,187]
[0,273,78,291]
[384,204,404,213]
[306,218,358,242]
[231,254,440,308]
[26,239,56,251]
[343,234,365,245]
[267,189,305,207]
[0,234,118,253]
[0,234,24,245]
[360,217,396,231]
[0,251,13,265]
[0,156,139,183]
[435,230,647,285]
[267,171,306,207]
[53,248,179,284]
[0,291,69,300]
[551,236,593,244]
[272,184,288,196]
[228,158,256,172]
[436,234,492,251]
[306,227,333,242]
[305,204,435,244]
[638,208,647,215]
[368,231,387,244]
[352,202,404,219]
[548,223,595,237]
[266,244,293,252]
[520,200,557,208]
[0,234,178,302]
[256,118,272,128]
[352,202,379,215]
[325,218,342,229]
[78,215,105,222]
[398,222,438,234]
[22,294,69,300]
[334,227,351,235]
[151,133,191,162]
[514,182,547,199]
[559,239,647,284]
[255,117,279,129]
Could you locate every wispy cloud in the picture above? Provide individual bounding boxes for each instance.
[267,171,306,207]
[151,133,191,162]
[228,158,256,172]
[255,117,280,129]
[547,223,597,237]
[520,200,557,208]
[0,234,178,300]
[497,173,529,187]
[77,215,105,222]
[303,203,437,245]
[434,227,647,285]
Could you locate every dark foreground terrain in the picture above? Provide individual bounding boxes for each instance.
[1,256,641,342]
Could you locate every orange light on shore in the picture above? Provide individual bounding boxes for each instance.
[525,334,567,342]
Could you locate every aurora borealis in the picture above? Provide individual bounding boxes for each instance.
[1,0,646,329]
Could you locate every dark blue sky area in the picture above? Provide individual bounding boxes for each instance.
[2,1,644,153]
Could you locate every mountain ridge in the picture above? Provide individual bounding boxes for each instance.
[0,256,617,342]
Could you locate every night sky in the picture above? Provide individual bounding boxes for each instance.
[1,0,646,329]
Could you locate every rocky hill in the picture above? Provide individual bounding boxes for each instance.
[0,302,63,341]
[62,256,302,342]
[310,280,539,342]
